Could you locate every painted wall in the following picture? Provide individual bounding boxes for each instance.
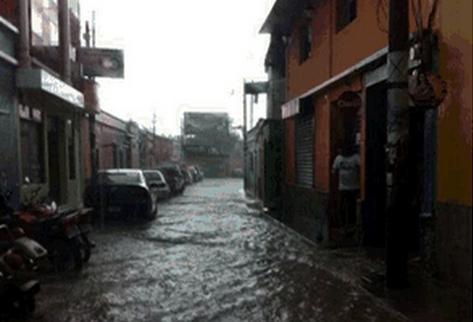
[437,0,472,207]
[286,0,331,100]
[286,0,438,100]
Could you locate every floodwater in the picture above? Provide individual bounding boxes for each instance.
[35,179,407,322]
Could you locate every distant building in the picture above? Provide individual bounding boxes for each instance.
[182,112,235,177]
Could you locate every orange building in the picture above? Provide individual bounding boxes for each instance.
[261,0,471,287]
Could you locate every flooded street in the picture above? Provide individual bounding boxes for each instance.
[37,179,406,322]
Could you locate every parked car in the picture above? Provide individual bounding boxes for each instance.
[231,168,243,178]
[188,166,201,182]
[182,168,193,185]
[194,166,204,181]
[157,165,186,195]
[142,170,171,200]
[84,169,157,221]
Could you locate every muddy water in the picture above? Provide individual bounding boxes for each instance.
[36,179,407,322]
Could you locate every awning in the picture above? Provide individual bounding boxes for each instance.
[16,68,84,109]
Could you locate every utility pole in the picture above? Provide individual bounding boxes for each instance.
[386,0,410,289]
[58,0,71,83]
[92,11,96,48]
[152,112,157,167]
[85,13,103,228]
[18,0,31,67]
[243,80,248,193]
[250,94,254,129]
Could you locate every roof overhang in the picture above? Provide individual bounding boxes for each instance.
[260,0,310,35]
[16,68,84,110]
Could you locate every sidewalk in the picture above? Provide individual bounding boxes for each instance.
[316,247,472,322]
[249,200,472,322]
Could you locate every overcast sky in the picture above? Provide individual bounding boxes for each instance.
[81,0,275,136]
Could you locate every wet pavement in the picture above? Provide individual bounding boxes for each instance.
[34,179,409,322]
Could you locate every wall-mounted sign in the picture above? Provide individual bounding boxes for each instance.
[282,99,299,119]
[17,68,84,109]
[79,48,124,78]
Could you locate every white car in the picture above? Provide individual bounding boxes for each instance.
[142,170,171,200]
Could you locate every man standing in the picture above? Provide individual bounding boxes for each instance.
[332,146,360,235]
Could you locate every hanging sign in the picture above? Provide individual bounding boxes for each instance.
[79,48,124,78]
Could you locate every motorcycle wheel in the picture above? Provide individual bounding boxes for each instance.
[80,234,92,263]
[49,238,83,272]
[10,293,36,317]
[21,294,36,315]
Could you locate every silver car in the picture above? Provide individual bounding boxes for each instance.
[142,170,171,201]
[85,169,158,221]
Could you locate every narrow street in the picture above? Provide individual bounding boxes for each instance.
[37,179,406,322]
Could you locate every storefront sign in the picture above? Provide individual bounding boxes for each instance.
[282,99,299,119]
[79,48,124,78]
[17,68,84,108]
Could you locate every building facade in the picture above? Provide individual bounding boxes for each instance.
[261,0,472,287]
[1,0,86,210]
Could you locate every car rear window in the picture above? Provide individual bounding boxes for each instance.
[160,168,178,177]
[99,172,143,185]
[143,172,164,182]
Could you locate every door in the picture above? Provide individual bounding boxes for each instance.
[47,117,62,203]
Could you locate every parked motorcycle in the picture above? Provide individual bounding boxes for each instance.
[0,243,40,317]
[0,191,49,272]
[15,207,86,272]
[0,179,95,271]
[0,224,48,272]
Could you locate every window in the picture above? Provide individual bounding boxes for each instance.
[31,0,59,46]
[299,23,312,64]
[98,171,144,185]
[336,0,357,32]
[20,120,45,183]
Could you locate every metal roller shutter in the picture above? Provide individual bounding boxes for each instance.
[296,113,314,187]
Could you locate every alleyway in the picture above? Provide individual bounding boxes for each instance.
[36,179,407,322]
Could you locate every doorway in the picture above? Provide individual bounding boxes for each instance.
[47,117,64,204]
[364,82,387,247]
[329,91,361,239]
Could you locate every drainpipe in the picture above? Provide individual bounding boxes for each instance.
[58,0,71,83]
[18,0,31,67]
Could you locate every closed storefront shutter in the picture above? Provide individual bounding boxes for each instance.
[296,113,314,187]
